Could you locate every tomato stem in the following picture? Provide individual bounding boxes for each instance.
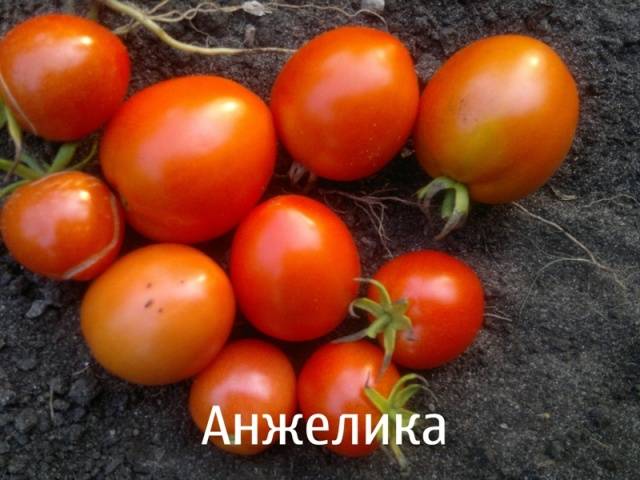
[98,0,295,56]
[0,159,41,181]
[335,278,413,376]
[2,102,24,180]
[48,143,80,173]
[417,176,469,240]
[0,179,28,198]
[364,373,433,470]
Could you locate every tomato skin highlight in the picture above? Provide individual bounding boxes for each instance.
[81,244,235,386]
[100,75,276,244]
[298,341,400,457]
[0,14,130,141]
[372,251,484,369]
[271,26,419,181]
[414,34,579,203]
[230,194,360,341]
[0,172,124,281]
[189,339,297,455]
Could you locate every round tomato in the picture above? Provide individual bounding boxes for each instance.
[271,26,419,181]
[81,244,234,385]
[189,339,296,455]
[297,341,400,457]
[230,195,360,341]
[0,172,124,281]
[349,251,484,370]
[100,75,276,244]
[414,35,579,236]
[0,14,130,141]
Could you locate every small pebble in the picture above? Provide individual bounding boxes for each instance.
[361,0,385,13]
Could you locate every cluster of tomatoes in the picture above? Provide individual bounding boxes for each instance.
[0,10,578,466]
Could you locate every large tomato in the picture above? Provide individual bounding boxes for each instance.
[0,172,124,281]
[0,14,130,141]
[100,75,276,243]
[189,339,297,455]
[271,26,419,181]
[347,250,484,370]
[230,195,360,341]
[81,244,235,385]
[414,35,579,236]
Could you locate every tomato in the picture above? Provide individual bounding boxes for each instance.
[189,339,296,455]
[81,244,234,385]
[100,75,276,244]
[0,172,124,281]
[0,14,130,141]
[348,251,484,370]
[271,26,419,181]
[414,35,579,237]
[297,341,400,457]
[230,195,360,341]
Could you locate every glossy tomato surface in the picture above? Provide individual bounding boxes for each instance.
[81,244,235,385]
[189,339,296,455]
[0,14,130,141]
[414,35,579,203]
[298,341,400,457]
[100,75,276,243]
[271,26,419,181]
[373,250,484,369]
[0,172,124,281]
[230,195,360,341]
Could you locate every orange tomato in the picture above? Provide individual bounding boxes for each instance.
[0,14,130,141]
[415,35,579,206]
[271,26,419,181]
[100,75,276,243]
[81,244,235,385]
[0,172,124,281]
[189,339,297,455]
[230,195,360,341]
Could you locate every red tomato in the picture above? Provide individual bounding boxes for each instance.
[271,26,419,181]
[189,339,296,455]
[297,341,400,457]
[81,244,235,385]
[362,250,485,370]
[415,35,579,205]
[100,75,276,244]
[0,14,130,141]
[230,195,360,341]
[0,172,124,281]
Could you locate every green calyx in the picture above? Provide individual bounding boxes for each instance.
[335,278,414,376]
[0,101,98,198]
[364,373,433,470]
[416,176,470,240]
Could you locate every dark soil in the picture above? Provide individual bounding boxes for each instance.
[1,1,639,479]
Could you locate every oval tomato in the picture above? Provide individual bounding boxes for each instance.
[189,339,296,455]
[81,244,234,385]
[230,194,360,341]
[353,250,484,370]
[100,75,276,244]
[0,14,130,141]
[0,172,124,281]
[414,35,579,236]
[271,26,419,181]
[297,341,400,457]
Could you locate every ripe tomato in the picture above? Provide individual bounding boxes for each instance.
[353,251,484,370]
[414,35,579,236]
[0,172,124,281]
[0,14,130,141]
[297,341,400,457]
[189,339,296,455]
[271,26,419,181]
[81,244,235,385]
[100,75,276,244]
[230,195,360,341]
